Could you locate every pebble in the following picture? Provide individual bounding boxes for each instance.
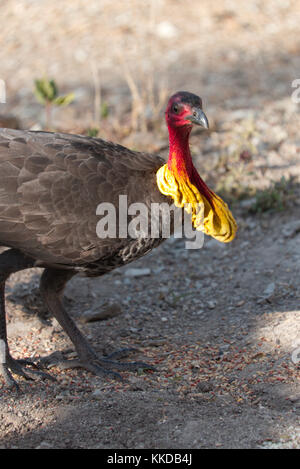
[125,268,151,277]
[80,303,122,323]
[35,441,53,449]
[240,198,256,209]
[91,389,102,400]
[263,282,276,299]
[55,393,67,401]
[282,221,300,238]
[196,381,214,393]
[155,21,178,39]
[236,300,245,307]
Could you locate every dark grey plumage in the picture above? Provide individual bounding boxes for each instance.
[0,90,210,388]
[0,128,172,388]
[0,129,169,274]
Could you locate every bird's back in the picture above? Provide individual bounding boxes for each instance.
[0,128,168,274]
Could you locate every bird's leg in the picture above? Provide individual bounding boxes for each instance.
[40,268,155,381]
[0,249,55,389]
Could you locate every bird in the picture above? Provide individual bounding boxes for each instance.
[0,91,237,389]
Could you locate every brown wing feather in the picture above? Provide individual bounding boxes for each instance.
[0,129,166,266]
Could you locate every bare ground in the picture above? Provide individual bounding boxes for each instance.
[0,0,299,449]
[0,204,299,449]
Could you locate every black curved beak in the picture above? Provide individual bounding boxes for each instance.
[185,109,209,129]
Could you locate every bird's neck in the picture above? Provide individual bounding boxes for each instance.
[167,125,213,203]
[156,123,237,243]
[167,125,193,179]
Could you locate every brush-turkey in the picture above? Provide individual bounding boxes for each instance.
[0,91,237,389]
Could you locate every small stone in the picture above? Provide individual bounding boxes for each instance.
[263,282,276,299]
[155,21,178,39]
[207,300,216,309]
[235,300,245,307]
[196,381,214,393]
[125,268,151,277]
[91,389,102,400]
[80,303,122,323]
[282,221,300,238]
[240,198,256,209]
[35,441,53,449]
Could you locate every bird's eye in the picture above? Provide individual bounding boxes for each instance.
[193,111,197,117]
[173,104,179,113]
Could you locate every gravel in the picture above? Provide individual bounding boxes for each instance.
[0,0,299,450]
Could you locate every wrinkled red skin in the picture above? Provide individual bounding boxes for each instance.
[165,96,214,205]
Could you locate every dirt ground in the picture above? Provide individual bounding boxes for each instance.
[0,0,299,449]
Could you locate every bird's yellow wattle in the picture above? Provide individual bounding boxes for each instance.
[156,164,237,243]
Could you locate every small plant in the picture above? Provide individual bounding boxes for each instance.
[90,62,109,127]
[100,101,109,119]
[87,127,99,138]
[249,177,295,214]
[34,78,74,129]
[214,119,259,202]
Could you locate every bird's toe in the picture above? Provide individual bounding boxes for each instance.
[0,355,55,390]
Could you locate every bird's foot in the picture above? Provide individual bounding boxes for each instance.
[39,348,155,381]
[0,355,56,390]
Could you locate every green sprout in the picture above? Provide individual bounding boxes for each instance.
[100,101,109,119]
[87,127,99,138]
[249,177,293,214]
[34,78,74,130]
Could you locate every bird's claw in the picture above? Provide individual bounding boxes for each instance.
[0,355,56,390]
[38,348,156,381]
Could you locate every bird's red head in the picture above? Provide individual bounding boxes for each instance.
[157,90,237,243]
[165,91,209,130]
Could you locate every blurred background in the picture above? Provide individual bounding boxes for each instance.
[0,0,300,209]
[0,1,299,449]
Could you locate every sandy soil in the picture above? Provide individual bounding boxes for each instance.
[0,0,299,449]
